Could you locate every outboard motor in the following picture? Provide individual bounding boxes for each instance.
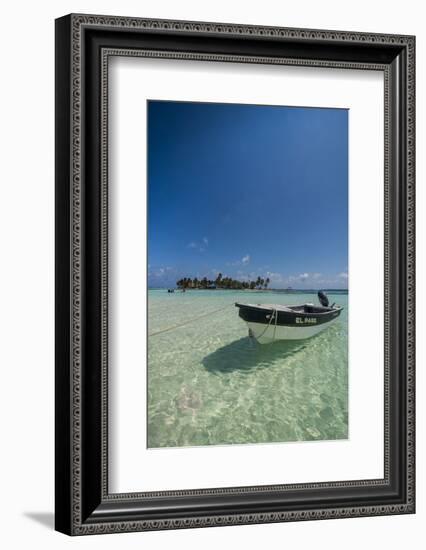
[318,290,329,308]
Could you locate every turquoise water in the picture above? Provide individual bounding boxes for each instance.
[147,290,348,448]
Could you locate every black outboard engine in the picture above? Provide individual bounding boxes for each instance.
[318,290,329,308]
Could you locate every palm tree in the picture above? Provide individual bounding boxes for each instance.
[177,274,271,291]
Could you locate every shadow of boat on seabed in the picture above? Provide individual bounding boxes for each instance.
[202,336,308,374]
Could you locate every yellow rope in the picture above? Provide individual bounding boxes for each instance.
[148,303,234,337]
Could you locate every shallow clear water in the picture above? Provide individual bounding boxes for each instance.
[147,289,348,448]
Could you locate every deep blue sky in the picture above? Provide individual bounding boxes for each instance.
[148,100,348,289]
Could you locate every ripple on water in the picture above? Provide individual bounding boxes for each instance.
[147,290,348,448]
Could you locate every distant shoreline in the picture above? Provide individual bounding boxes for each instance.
[148,287,349,293]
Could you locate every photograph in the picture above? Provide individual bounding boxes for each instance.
[147,100,349,449]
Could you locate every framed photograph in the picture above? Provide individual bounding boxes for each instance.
[55,14,415,535]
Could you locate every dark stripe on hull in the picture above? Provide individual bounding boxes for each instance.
[236,303,342,327]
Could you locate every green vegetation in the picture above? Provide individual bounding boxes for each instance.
[176,274,270,290]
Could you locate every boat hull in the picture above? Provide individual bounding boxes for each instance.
[246,317,339,344]
[236,302,342,344]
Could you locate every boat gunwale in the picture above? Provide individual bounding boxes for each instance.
[235,302,343,317]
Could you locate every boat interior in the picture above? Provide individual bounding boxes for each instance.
[287,304,334,314]
[250,303,337,314]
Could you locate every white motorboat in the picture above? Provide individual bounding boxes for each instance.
[235,291,343,344]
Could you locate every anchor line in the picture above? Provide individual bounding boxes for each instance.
[273,305,278,341]
[254,307,278,341]
[148,303,234,337]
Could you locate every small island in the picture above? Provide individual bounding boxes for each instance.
[176,273,270,290]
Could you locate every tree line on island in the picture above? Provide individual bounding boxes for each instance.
[176,273,270,290]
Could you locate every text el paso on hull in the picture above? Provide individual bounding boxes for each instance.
[235,291,343,344]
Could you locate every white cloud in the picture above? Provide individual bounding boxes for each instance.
[227,254,251,267]
[261,271,348,289]
[266,271,285,284]
[188,237,209,252]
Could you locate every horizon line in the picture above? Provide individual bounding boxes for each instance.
[148,286,349,291]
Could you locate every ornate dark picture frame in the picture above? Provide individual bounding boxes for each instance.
[55,14,415,535]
